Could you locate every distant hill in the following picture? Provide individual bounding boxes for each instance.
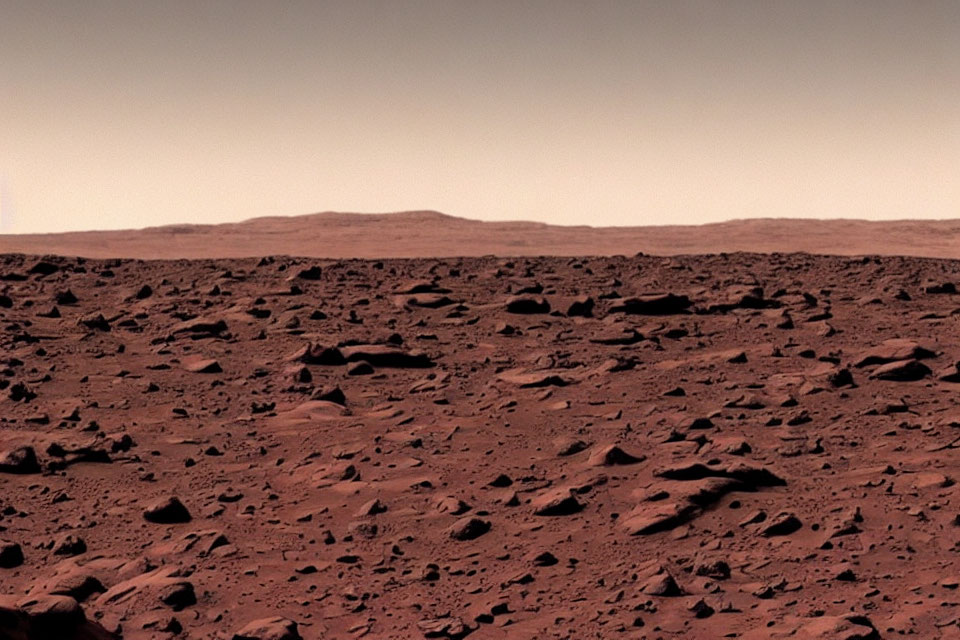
[1,211,959,259]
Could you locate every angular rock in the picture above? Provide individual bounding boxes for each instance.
[587,444,645,467]
[640,568,685,596]
[143,497,192,524]
[0,540,24,568]
[532,489,584,516]
[760,512,803,537]
[565,296,594,317]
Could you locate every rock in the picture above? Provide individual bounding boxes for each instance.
[871,359,931,381]
[495,322,517,335]
[394,280,449,295]
[29,567,106,602]
[355,498,387,517]
[8,382,37,403]
[17,594,84,628]
[925,281,957,294]
[183,357,223,373]
[347,360,374,375]
[447,517,491,541]
[555,437,589,456]
[532,489,584,516]
[289,343,346,365]
[52,535,87,557]
[233,617,302,640]
[938,361,960,382]
[295,266,323,280]
[78,312,111,332]
[609,293,691,315]
[828,367,855,387]
[403,293,454,308]
[435,496,471,515]
[496,369,570,388]
[143,497,192,524]
[587,444,645,466]
[531,551,559,567]
[694,559,731,580]
[855,339,937,367]
[488,474,513,487]
[640,568,685,596]
[172,317,228,337]
[760,512,803,537]
[688,598,715,618]
[0,446,40,474]
[566,296,594,317]
[6,594,116,639]
[781,614,880,640]
[158,581,196,611]
[0,540,24,568]
[654,460,785,487]
[55,289,78,305]
[96,566,195,615]
[417,616,471,639]
[622,502,698,536]
[312,385,346,405]
[28,260,59,275]
[339,344,434,368]
[505,296,550,314]
[706,286,782,312]
[623,460,786,535]
[589,327,644,345]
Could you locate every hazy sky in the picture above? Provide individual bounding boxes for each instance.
[1,0,958,233]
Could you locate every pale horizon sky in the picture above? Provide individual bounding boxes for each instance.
[2,0,959,234]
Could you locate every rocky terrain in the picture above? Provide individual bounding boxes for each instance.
[3,211,960,260]
[2,250,960,639]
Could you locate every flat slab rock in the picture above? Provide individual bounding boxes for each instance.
[232,617,302,640]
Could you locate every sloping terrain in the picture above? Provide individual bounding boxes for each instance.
[1,251,960,639]
[2,211,960,259]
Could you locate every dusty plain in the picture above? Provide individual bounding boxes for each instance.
[2,214,960,639]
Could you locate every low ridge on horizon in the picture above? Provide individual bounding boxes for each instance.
[2,210,960,260]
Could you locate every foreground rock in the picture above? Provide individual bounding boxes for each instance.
[0,595,116,640]
[0,446,40,474]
